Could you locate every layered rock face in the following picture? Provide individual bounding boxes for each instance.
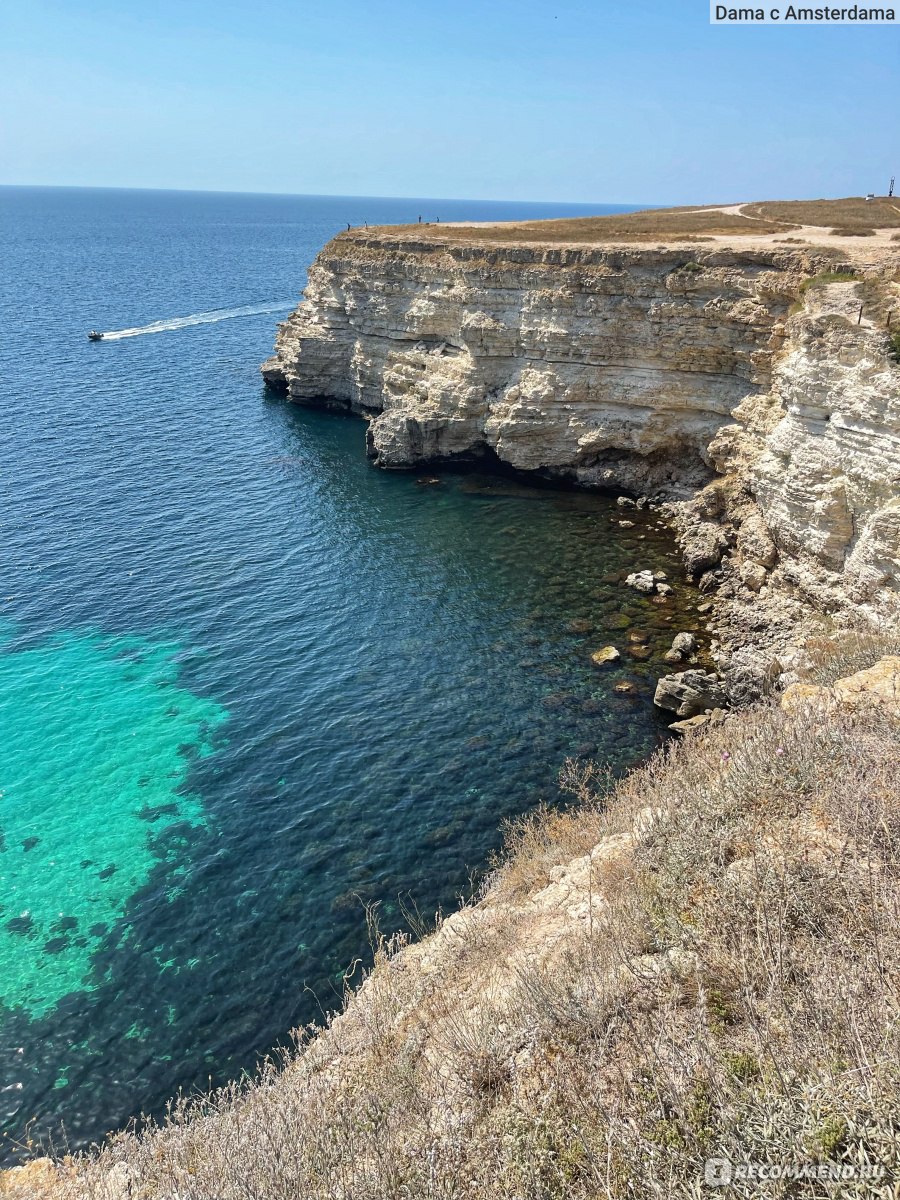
[735,315,899,619]
[263,234,810,495]
[263,231,900,649]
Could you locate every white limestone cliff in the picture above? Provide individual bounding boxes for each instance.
[263,230,900,687]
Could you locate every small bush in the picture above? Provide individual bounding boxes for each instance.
[829,227,875,236]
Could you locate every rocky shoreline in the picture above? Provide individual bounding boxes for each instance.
[262,226,900,719]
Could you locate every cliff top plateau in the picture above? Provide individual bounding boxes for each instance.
[353,196,900,263]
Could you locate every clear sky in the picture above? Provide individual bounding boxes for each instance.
[0,0,896,204]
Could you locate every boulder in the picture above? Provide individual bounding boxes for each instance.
[671,632,697,657]
[740,561,768,592]
[736,509,777,569]
[653,670,727,718]
[591,646,620,665]
[668,713,709,735]
[682,522,729,575]
[664,631,697,665]
[625,570,656,593]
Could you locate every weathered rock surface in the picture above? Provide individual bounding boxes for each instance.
[263,234,809,497]
[653,670,728,717]
[625,569,656,593]
[671,632,697,657]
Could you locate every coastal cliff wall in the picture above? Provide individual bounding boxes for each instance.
[263,232,900,683]
[263,235,803,494]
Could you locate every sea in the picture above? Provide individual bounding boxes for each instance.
[0,186,694,1161]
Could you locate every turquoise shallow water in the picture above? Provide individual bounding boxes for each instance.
[0,630,224,1017]
[0,187,694,1160]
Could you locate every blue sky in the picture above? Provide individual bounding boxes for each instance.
[0,0,896,203]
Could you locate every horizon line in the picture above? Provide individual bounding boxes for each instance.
[0,182,659,207]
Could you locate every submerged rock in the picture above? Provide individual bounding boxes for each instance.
[627,644,653,661]
[590,646,620,665]
[566,618,595,635]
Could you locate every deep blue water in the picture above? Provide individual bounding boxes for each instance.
[0,187,694,1160]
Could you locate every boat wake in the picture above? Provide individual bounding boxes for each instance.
[98,301,295,340]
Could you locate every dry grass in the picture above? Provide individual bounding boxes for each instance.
[746,197,900,231]
[358,197,900,248]
[7,642,900,1199]
[805,627,900,685]
[388,208,793,244]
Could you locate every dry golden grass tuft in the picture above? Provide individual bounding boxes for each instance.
[6,637,900,1199]
[746,196,900,230]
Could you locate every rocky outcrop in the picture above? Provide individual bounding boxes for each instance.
[263,230,900,699]
[712,312,900,622]
[652,669,728,717]
[262,234,816,496]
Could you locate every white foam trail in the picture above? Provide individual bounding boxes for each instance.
[98,301,295,340]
